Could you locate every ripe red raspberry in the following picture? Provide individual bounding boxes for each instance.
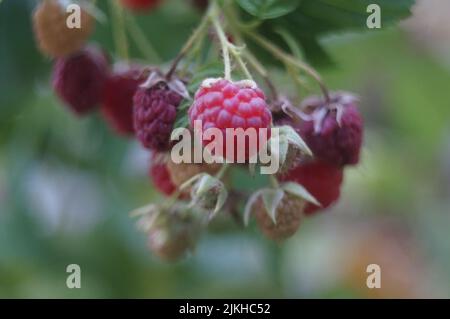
[149,160,176,196]
[33,0,94,58]
[188,78,272,161]
[120,0,162,11]
[279,160,343,215]
[134,83,183,152]
[102,66,146,136]
[253,194,304,241]
[299,92,363,167]
[52,46,109,116]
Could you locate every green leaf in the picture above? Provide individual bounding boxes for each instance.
[281,182,320,206]
[213,187,228,216]
[236,0,300,19]
[129,204,158,218]
[195,174,219,195]
[250,0,415,66]
[275,27,304,59]
[270,135,288,169]
[279,125,312,156]
[287,0,415,35]
[261,189,285,223]
[243,189,265,226]
[186,174,229,219]
[180,173,206,191]
[132,205,162,232]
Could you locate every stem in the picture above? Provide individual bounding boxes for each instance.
[268,242,284,294]
[125,13,161,62]
[162,189,182,210]
[270,175,280,188]
[264,76,278,102]
[166,11,210,79]
[211,12,232,80]
[234,51,253,80]
[211,3,255,81]
[110,0,129,61]
[223,4,277,98]
[244,30,330,103]
[244,51,277,98]
[242,51,266,77]
[287,64,307,98]
[245,50,278,100]
[215,163,230,180]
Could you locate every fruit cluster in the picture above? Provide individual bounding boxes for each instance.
[33,0,363,261]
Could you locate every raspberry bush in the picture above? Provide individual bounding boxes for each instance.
[31,0,414,262]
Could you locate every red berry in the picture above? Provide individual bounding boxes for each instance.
[279,160,343,215]
[134,83,182,152]
[102,66,146,136]
[120,0,162,11]
[149,160,176,196]
[52,46,109,115]
[300,92,363,167]
[188,78,272,161]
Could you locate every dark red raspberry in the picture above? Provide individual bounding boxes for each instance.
[149,160,176,196]
[52,46,109,116]
[102,66,146,136]
[134,83,182,152]
[299,92,363,167]
[188,78,272,161]
[279,160,343,215]
[190,0,208,11]
[120,0,162,11]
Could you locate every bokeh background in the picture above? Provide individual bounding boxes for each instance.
[1,0,450,298]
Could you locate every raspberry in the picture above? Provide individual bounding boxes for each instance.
[134,83,183,152]
[188,78,272,161]
[149,160,176,196]
[120,0,162,11]
[279,160,343,215]
[166,159,222,188]
[52,46,109,115]
[145,205,199,261]
[102,66,146,136]
[253,194,304,241]
[33,0,94,58]
[299,92,363,167]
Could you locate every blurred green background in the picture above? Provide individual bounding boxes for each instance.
[1,0,450,298]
